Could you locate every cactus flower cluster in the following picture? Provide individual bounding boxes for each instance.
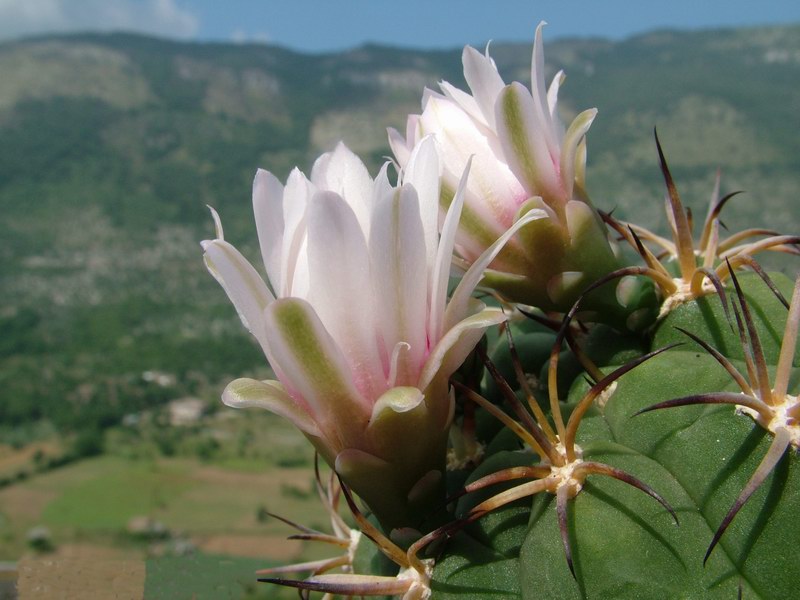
[202,21,800,600]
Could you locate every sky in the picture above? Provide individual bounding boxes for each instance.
[0,0,798,52]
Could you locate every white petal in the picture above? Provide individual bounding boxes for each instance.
[311,142,373,238]
[207,205,224,239]
[547,69,567,142]
[372,161,394,212]
[388,125,413,167]
[559,108,597,201]
[264,298,371,443]
[439,80,487,128]
[462,45,505,129]
[280,168,313,297]
[306,190,384,398]
[202,239,274,347]
[252,169,285,292]
[222,378,320,436]
[369,185,428,385]
[445,207,547,330]
[530,21,559,157]
[496,81,564,204]
[429,158,471,344]
[419,95,523,234]
[403,136,441,286]
[419,306,508,392]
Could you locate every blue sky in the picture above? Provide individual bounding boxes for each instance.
[0,0,798,51]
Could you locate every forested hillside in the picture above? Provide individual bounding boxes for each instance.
[1,24,799,439]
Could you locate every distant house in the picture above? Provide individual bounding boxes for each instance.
[167,397,205,426]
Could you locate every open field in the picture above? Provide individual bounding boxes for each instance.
[0,410,342,598]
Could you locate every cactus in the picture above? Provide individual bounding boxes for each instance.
[202,23,800,600]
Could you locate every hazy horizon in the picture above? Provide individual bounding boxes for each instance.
[0,0,798,53]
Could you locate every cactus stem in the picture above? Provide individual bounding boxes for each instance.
[603,137,798,318]
[654,128,697,281]
[505,325,558,440]
[674,327,752,394]
[454,380,556,463]
[704,427,792,565]
[556,484,576,578]
[479,347,560,456]
[339,478,411,569]
[730,268,774,402]
[638,274,800,564]
[574,461,678,525]
[254,454,373,595]
[452,313,680,579]
[635,392,772,419]
[252,476,435,599]
[773,276,800,399]
[462,466,552,495]
[563,344,679,460]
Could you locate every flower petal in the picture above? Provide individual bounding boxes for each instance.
[462,44,505,129]
[369,185,428,384]
[546,70,566,123]
[419,95,523,233]
[439,80,486,128]
[252,169,285,292]
[419,306,508,392]
[222,378,320,436]
[559,108,597,202]
[306,190,384,398]
[280,168,313,297]
[311,142,373,237]
[429,157,472,344]
[403,135,441,291]
[530,21,559,157]
[496,81,563,206]
[264,298,370,447]
[445,207,547,330]
[388,126,413,166]
[202,239,274,347]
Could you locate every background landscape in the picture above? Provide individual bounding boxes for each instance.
[1,23,799,598]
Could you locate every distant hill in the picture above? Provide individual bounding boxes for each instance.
[1,25,799,435]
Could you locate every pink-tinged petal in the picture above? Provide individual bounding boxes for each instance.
[311,142,373,237]
[388,126,413,166]
[264,298,370,447]
[403,136,441,284]
[306,191,384,398]
[496,81,563,206]
[530,21,559,157]
[372,162,394,210]
[280,168,313,297]
[462,44,505,129]
[546,70,565,122]
[546,70,567,142]
[420,95,523,230]
[207,205,224,239]
[419,306,508,392]
[439,80,486,127]
[559,108,597,201]
[202,239,274,347]
[387,342,411,388]
[222,378,320,436]
[252,169,285,292]
[429,158,472,344]
[445,208,547,330]
[369,185,428,385]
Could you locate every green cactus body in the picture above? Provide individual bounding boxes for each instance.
[427,272,800,599]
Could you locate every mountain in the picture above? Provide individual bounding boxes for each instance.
[1,25,799,434]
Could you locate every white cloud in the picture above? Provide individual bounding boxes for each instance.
[230,28,270,45]
[0,0,199,41]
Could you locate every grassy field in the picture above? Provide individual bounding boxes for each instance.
[0,409,345,598]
